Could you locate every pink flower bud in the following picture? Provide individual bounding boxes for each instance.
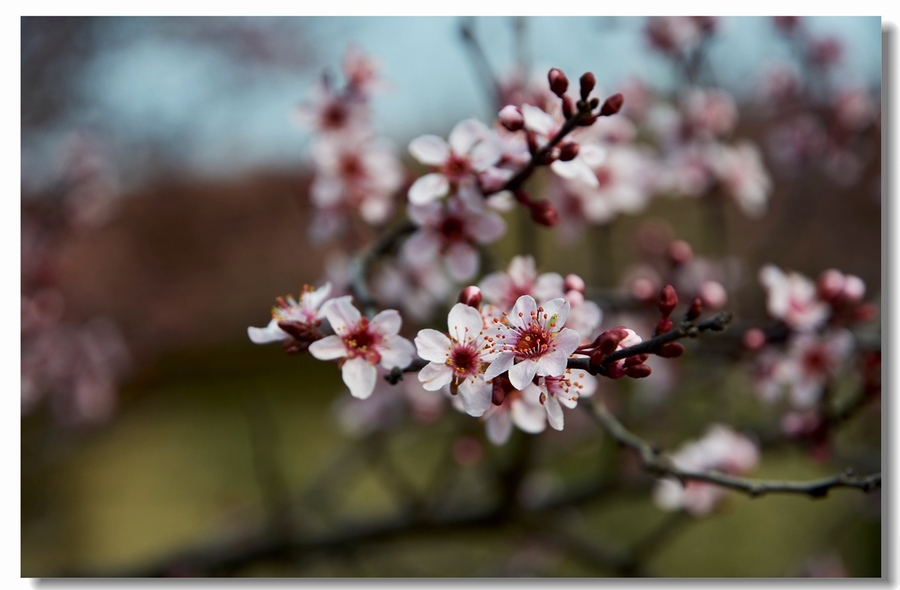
[558,142,579,162]
[686,297,703,322]
[599,93,624,117]
[658,284,678,318]
[657,342,685,358]
[743,328,767,351]
[565,274,586,293]
[548,68,569,97]
[842,275,865,303]
[698,280,728,310]
[579,72,596,101]
[630,277,659,303]
[530,201,559,226]
[667,239,694,266]
[458,286,483,309]
[498,105,525,131]
[818,269,845,302]
[565,289,585,306]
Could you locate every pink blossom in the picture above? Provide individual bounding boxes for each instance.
[537,364,597,430]
[564,144,655,225]
[415,303,496,417]
[520,104,606,187]
[680,87,738,139]
[483,296,581,390]
[407,119,501,205]
[759,265,829,330]
[294,80,368,138]
[372,260,453,324]
[653,424,759,516]
[402,193,506,281]
[310,136,403,225]
[247,282,332,346]
[706,142,772,218]
[483,384,548,445]
[309,296,415,399]
[644,17,703,57]
[479,255,565,311]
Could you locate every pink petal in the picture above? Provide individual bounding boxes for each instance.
[470,211,506,244]
[457,378,492,417]
[552,159,599,187]
[469,139,502,171]
[342,357,377,399]
[401,230,441,267]
[544,394,565,431]
[510,295,538,329]
[247,320,288,344]
[415,329,452,363]
[521,104,555,137]
[407,201,443,226]
[511,395,547,433]
[409,134,450,165]
[486,410,513,445]
[371,309,402,336]
[322,296,360,334]
[417,362,453,391]
[539,297,570,329]
[378,335,416,369]
[408,173,449,205]
[534,350,567,378]
[448,119,489,155]
[553,328,582,357]
[309,335,348,360]
[445,242,479,282]
[484,352,515,381]
[508,359,538,390]
[447,303,484,344]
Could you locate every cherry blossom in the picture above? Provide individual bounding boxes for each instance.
[520,103,606,187]
[759,265,830,331]
[479,255,565,311]
[415,302,496,417]
[407,119,502,205]
[402,193,507,281]
[308,296,415,399]
[537,364,597,430]
[483,295,581,390]
[706,142,772,219]
[653,424,759,516]
[247,282,333,348]
[483,383,548,445]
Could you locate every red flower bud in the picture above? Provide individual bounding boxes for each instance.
[657,342,685,358]
[457,286,482,309]
[558,142,579,162]
[686,297,703,322]
[498,105,525,131]
[656,318,673,334]
[625,364,652,379]
[597,327,629,355]
[667,239,693,266]
[548,68,569,97]
[530,201,559,226]
[590,348,606,367]
[599,93,624,116]
[491,379,507,406]
[658,284,678,318]
[579,72,596,101]
[562,95,575,119]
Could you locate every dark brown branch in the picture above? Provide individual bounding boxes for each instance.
[349,220,416,317]
[584,398,881,499]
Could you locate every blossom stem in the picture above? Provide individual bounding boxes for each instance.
[582,398,881,498]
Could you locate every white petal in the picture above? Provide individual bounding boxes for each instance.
[415,329,452,362]
[247,320,288,344]
[554,328,582,357]
[342,358,377,399]
[378,335,416,369]
[447,303,484,344]
[471,211,507,244]
[449,119,489,155]
[408,173,450,205]
[371,308,402,336]
[445,242,479,282]
[539,298,570,329]
[484,352,516,381]
[323,296,360,334]
[486,410,513,445]
[534,350,568,378]
[458,378,492,417]
[508,359,538,390]
[401,230,441,266]
[578,143,608,168]
[521,104,555,136]
[409,135,450,165]
[469,139,502,171]
[544,394,565,431]
[308,335,347,360]
[552,159,599,187]
[418,362,454,391]
[511,396,547,433]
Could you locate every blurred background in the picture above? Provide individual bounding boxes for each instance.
[21,16,882,577]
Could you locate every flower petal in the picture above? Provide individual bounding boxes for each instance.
[247,320,288,344]
[378,335,416,369]
[534,350,568,378]
[544,394,565,431]
[486,410,513,445]
[408,173,450,205]
[417,362,453,391]
[308,334,347,360]
[322,296,360,335]
[409,135,450,165]
[342,357,377,399]
[508,359,538,390]
[458,378,492,417]
[445,242,479,282]
[484,352,515,381]
[510,295,538,329]
[447,303,484,345]
[539,297,570,330]
[415,329,452,363]
[371,308,402,336]
[553,328,582,357]
[449,119,489,155]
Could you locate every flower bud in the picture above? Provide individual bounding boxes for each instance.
[599,93,624,116]
[817,269,845,302]
[685,297,703,322]
[589,97,600,109]
[625,364,652,379]
[530,201,559,226]
[698,280,728,311]
[658,284,678,318]
[597,327,629,355]
[565,289,584,306]
[548,68,569,97]
[498,105,525,131]
[558,142,579,162]
[667,239,693,266]
[565,273,586,293]
[458,286,483,309]
[562,95,576,119]
[590,348,606,367]
[657,342,685,358]
[743,328,767,351]
[656,318,673,334]
[577,114,598,127]
[842,275,866,303]
[579,72,596,101]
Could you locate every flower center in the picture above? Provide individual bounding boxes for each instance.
[449,344,479,378]
[340,154,365,179]
[442,154,472,182]
[322,102,348,129]
[343,318,382,364]
[514,324,552,358]
[439,216,466,241]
